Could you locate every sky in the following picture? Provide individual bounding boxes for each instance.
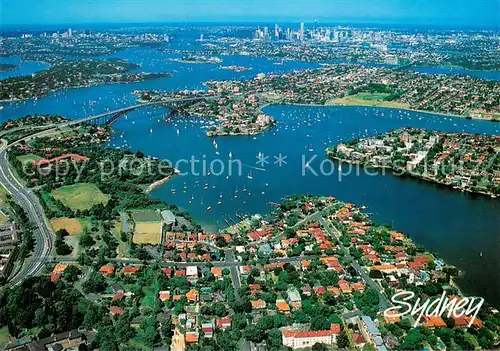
[1,0,499,28]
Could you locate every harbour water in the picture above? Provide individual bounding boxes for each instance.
[0,48,498,306]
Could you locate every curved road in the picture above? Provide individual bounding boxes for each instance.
[0,143,54,287]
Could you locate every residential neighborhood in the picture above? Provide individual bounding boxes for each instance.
[4,195,498,350]
[328,127,500,197]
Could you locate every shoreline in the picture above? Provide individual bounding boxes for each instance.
[259,100,498,122]
[144,169,180,193]
[326,100,498,122]
[327,153,498,199]
[0,73,173,104]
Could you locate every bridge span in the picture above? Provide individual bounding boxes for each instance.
[66,96,212,126]
[0,96,214,138]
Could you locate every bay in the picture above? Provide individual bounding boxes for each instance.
[0,48,498,307]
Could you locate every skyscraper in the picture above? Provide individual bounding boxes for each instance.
[300,23,305,41]
[263,26,269,40]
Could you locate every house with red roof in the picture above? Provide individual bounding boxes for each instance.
[110,306,125,316]
[121,266,140,275]
[99,265,115,275]
[216,317,232,330]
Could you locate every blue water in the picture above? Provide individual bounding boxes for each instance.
[0,56,50,79]
[0,48,499,306]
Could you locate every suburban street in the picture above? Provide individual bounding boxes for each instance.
[319,216,390,311]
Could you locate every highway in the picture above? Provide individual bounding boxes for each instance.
[0,144,54,287]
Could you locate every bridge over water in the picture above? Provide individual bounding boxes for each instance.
[67,96,213,126]
[0,96,215,138]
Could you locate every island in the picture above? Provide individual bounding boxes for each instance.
[220,65,252,72]
[327,127,500,197]
[169,55,223,64]
[0,63,18,72]
[0,58,172,101]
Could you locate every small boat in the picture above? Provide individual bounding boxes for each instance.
[247,171,253,180]
[206,206,212,211]
[217,201,223,205]
[229,151,232,158]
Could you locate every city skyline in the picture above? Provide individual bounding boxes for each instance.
[2,0,499,28]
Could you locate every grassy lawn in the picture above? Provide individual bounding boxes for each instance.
[50,217,87,235]
[355,92,392,101]
[0,185,9,225]
[111,220,128,257]
[329,94,410,109]
[51,183,110,211]
[0,327,12,350]
[131,210,162,223]
[16,153,43,165]
[140,280,160,310]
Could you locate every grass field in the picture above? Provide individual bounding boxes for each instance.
[132,232,162,244]
[131,210,162,223]
[16,153,43,165]
[355,92,392,101]
[51,183,110,211]
[50,218,85,235]
[0,186,8,225]
[0,327,11,350]
[111,220,128,257]
[329,94,410,109]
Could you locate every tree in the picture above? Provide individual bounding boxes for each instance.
[233,298,252,314]
[96,325,119,351]
[311,315,331,331]
[137,315,160,347]
[213,302,228,317]
[312,343,328,351]
[63,265,82,282]
[216,236,227,247]
[337,330,350,349]
[82,272,107,294]
[115,316,136,344]
[266,328,282,349]
[79,231,96,248]
[55,229,73,256]
[244,324,266,343]
[161,316,173,339]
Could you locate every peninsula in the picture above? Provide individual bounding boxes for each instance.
[136,64,499,137]
[327,127,500,197]
[0,58,172,101]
